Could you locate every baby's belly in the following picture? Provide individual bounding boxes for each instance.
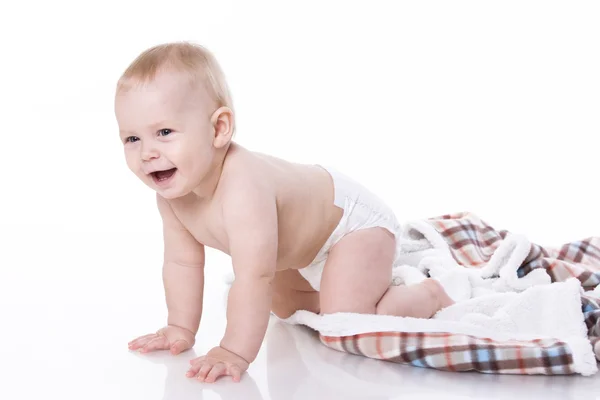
[275,251,309,271]
[274,237,321,271]
[276,210,343,271]
[273,268,318,293]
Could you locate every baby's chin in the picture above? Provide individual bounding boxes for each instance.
[139,179,184,199]
[153,186,188,200]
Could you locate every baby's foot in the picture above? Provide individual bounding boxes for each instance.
[433,270,472,303]
[423,278,455,311]
[391,264,427,286]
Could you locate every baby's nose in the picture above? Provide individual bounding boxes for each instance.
[141,144,159,161]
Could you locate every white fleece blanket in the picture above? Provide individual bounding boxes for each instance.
[279,215,599,376]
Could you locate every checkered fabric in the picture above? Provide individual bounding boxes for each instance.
[319,212,600,375]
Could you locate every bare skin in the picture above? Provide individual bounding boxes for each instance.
[116,68,453,384]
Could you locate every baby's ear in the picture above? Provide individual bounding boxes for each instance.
[211,106,234,148]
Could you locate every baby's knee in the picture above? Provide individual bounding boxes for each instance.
[271,288,320,318]
[271,290,297,319]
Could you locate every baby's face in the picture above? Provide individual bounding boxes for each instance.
[115,71,217,199]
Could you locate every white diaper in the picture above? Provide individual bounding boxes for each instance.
[297,166,402,291]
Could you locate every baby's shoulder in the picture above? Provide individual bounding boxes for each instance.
[219,168,275,205]
[220,148,277,193]
[218,154,281,219]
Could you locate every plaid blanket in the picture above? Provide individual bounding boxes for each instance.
[286,212,600,376]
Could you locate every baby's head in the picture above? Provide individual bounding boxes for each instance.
[115,42,235,199]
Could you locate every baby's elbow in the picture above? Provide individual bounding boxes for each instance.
[234,268,275,286]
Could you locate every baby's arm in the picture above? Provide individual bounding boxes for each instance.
[159,194,206,335]
[128,194,205,354]
[219,179,278,363]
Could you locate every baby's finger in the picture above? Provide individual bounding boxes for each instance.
[229,365,243,383]
[128,333,155,346]
[204,363,226,383]
[140,336,168,353]
[128,334,157,349]
[128,334,151,345]
[186,367,198,378]
[189,356,205,365]
[170,339,190,355]
[186,360,203,378]
[197,363,213,382]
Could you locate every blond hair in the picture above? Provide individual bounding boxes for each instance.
[117,41,235,132]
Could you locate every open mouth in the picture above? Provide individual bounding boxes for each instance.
[150,168,177,184]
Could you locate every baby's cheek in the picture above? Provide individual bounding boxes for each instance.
[124,155,143,179]
[187,150,213,177]
[124,157,138,173]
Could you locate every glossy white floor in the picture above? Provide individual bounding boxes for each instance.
[1,227,599,400]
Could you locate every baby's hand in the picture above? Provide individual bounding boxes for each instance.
[128,325,195,355]
[187,346,249,383]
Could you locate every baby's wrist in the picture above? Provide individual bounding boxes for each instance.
[218,342,252,365]
[166,321,197,336]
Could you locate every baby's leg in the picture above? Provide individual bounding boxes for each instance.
[376,279,454,318]
[319,227,453,318]
[271,269,320,319]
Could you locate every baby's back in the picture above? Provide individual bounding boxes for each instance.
[230,146,343,271]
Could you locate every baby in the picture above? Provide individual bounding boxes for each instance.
[116,42,454,383]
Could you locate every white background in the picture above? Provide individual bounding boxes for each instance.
[0,1,599,399]
[1,0,598,241]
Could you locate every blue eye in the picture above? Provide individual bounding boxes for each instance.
[158,129,172,136]
[126,136,139,143]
